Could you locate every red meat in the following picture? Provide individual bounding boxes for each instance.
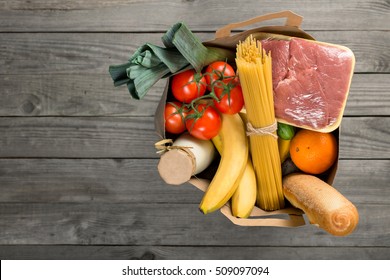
[261,39,290,87]
[262,38,355,131]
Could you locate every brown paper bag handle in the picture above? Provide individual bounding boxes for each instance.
[188,178,306,227]
[215,10,303,39]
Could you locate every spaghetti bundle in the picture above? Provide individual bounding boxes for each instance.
[236,35,285,210]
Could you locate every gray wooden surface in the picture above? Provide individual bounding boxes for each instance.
[0,0,389,260]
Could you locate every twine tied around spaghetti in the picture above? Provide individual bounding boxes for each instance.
[246,121,278,139]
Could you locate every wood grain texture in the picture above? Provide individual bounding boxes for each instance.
[0,158,199,204]
[344,74,390,116]
[0,117,160,158]
[0,159,388,204]
[0,202,388,246]
[0,0,388,31]
[339,117,390,159]
[0,0,388,260]
[0,117,388,159]
[0,74,388,117]
[0,74,164,117]
[1,245,389,260]
[0,32,388,75]
[0,158,385,203]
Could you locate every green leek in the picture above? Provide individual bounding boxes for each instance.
[108,22,234,100]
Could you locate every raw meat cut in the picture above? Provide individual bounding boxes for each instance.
[262,38,355,132]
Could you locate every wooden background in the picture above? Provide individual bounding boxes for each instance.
[0,0,389,260]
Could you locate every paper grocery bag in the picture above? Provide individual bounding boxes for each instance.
[155,11,340,227]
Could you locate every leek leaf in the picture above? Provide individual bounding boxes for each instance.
[108,22,234,100]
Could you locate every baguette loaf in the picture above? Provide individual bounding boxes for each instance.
[283,173,359,236]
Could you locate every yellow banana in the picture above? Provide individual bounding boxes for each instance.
[212,133,223,155]
[231,157,257,218]
[212,125,256,218]
[278,138,291,163]
[238,110,248,124]
[199,113,248,214]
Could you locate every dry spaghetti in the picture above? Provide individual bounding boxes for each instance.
[236,35,285,211]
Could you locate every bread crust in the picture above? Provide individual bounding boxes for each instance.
[283,173,359,236]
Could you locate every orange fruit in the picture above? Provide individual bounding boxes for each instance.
[289,129,337,174]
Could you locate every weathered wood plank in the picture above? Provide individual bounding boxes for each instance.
[333,160,390,204]
[0,0,387,258]
[0,202,388,246]
[0,159,387,204]
[0,117,388,159]
[0,32,388,75]
[0,0,388,31]
[0,117,160,158]
[0,158,202,204]
[339,117,390,159]
[0,33,163,75]
[0,74,387,117]
[0,74,163,117]
[0,245,388,260]
[344,74,390,116]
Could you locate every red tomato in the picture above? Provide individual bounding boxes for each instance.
[205,61,235,90]
[213,84,244,114]
[171,69,206,103]
[164,102,187,134]
[185,104,221,140]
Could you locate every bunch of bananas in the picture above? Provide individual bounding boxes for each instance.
[199,113,257,218]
